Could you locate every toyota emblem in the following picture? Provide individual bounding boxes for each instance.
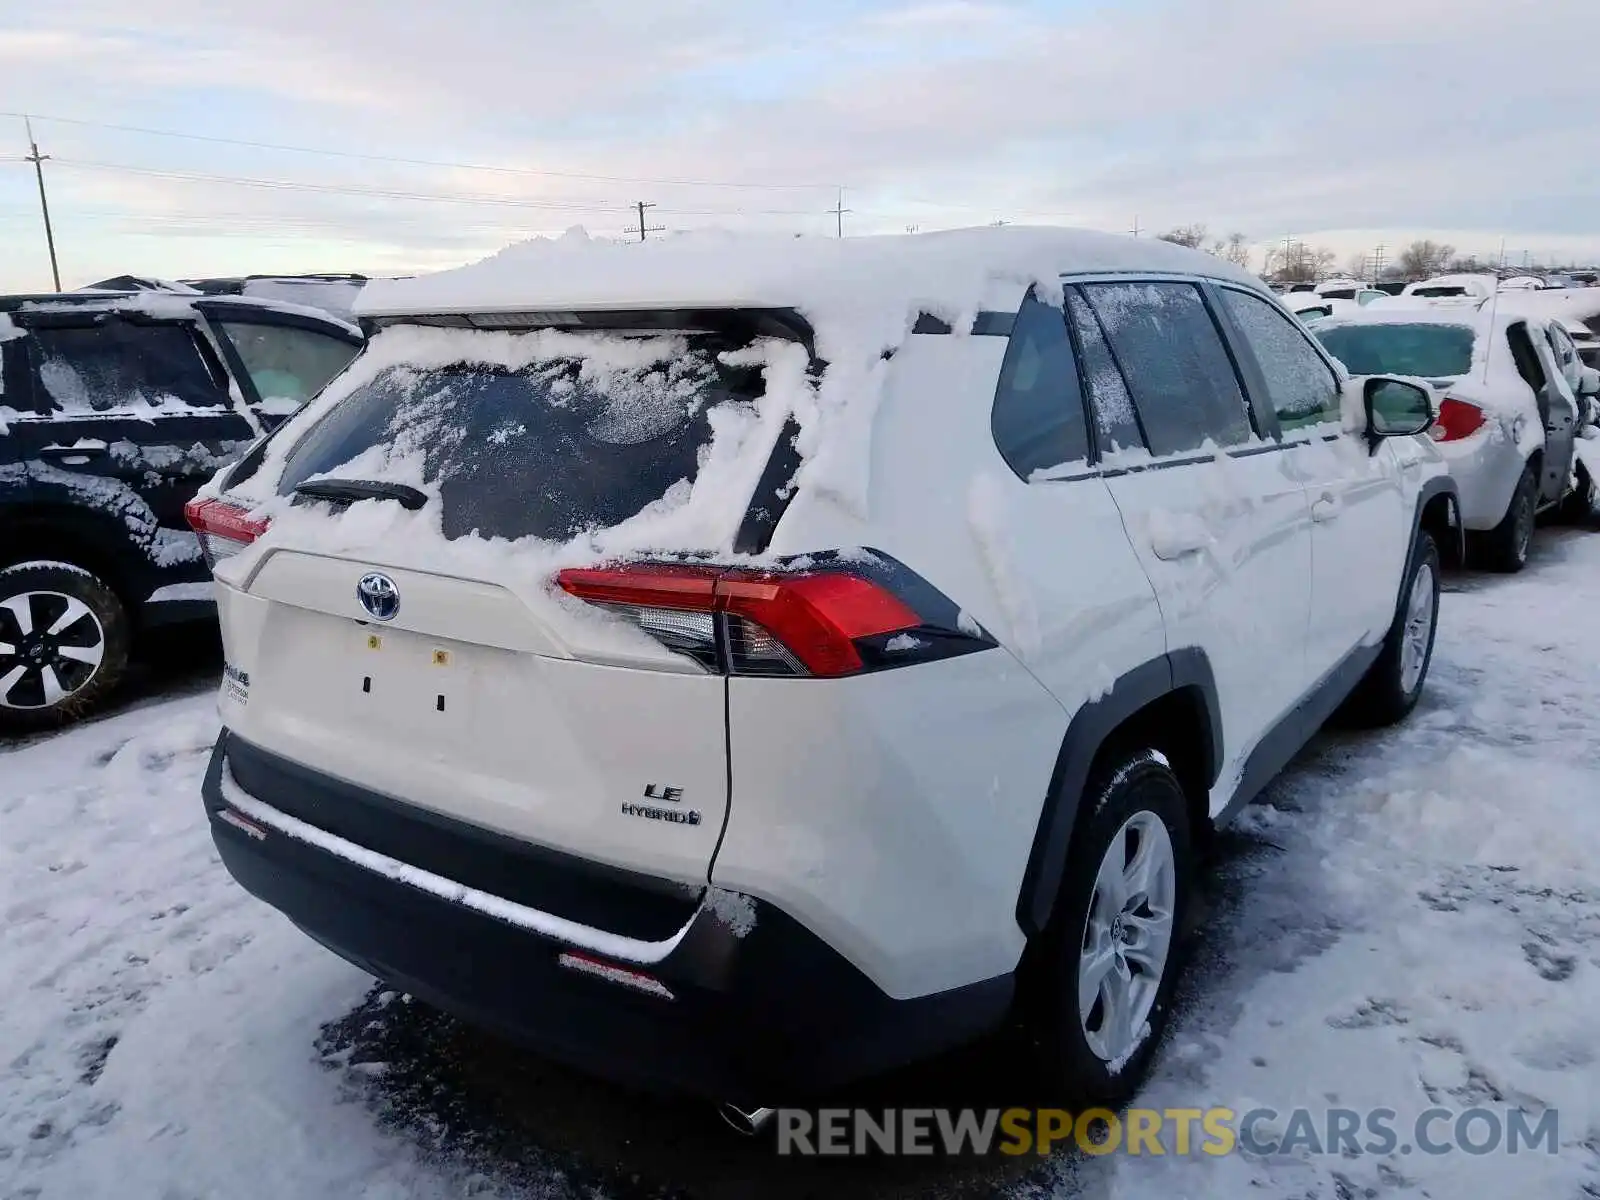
[356,572,400,621]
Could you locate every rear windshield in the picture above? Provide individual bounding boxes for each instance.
[1315,322,1475,379]
[276,329,768,542]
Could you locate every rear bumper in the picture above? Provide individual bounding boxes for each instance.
[202,731,1012,1104]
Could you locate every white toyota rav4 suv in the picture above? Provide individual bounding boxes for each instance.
[188,228,1459,1116]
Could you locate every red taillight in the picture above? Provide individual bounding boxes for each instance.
[557,563,923,678]
[1431,397,1487,442]
[184,497,269,568]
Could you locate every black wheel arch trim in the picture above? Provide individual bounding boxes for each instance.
[1409,474,1461,593]
[1016,648,1222,937]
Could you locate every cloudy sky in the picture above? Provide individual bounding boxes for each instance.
[2,0,1596,290]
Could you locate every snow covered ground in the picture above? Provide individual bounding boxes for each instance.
[3,532,1598,1199]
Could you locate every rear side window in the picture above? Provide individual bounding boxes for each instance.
[1218,289,1341,431]
[990,292,1089,478]
[29,321,225,414]
[277,329,770,542]
[1082,282,1252,455]
[217,321,360,412]
[1064,290,1143,454]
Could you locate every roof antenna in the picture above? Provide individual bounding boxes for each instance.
[1482,236,1505,386]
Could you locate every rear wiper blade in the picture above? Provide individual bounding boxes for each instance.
[293,477,428,510]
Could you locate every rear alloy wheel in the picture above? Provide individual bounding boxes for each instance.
[1476,464,1537,573]
[0,562,130,734]
[1035,750,1191,1107]
[1343,533,1440,727]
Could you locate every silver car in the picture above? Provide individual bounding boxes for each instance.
[1316,304,1600,571]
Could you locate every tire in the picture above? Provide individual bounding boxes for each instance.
[0,561,131,734]
[1555,461,1599,526]
[1032,750,1192,1108]
[1343,533,1441,728]
[1474,463,1537,573]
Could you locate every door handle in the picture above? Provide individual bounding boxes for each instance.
[1311,496,1341,522]
[38,444,109,464]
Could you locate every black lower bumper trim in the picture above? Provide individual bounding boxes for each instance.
[203,730,1013,1103]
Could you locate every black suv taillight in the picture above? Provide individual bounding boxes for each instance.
[556,553,993,678]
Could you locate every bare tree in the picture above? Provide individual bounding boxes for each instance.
[1446,253,1483,273]
[1264,240,1337,284]
[1214,232,1252,270]
[1157,223,1208,249]
[1398,239,1455,279]
[1345,251,1370,280]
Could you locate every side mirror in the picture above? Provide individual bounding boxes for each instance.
[1363,377,1435,449]
[1579,365,1600,398]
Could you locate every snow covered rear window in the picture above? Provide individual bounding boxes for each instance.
[1315,323,1475,380]
[275,330,770,542]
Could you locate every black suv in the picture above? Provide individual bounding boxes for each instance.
[0,290,362,731]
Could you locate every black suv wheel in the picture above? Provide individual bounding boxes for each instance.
[0,561,131,733]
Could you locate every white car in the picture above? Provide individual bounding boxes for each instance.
[1313,280,1386,306]
[1402,273,1501,300]
[1316,306,1599,571]
[187,228,1458,1113]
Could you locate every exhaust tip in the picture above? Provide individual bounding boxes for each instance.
[718,1103,776,1136]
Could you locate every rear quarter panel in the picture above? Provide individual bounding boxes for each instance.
[719,332,1167,997]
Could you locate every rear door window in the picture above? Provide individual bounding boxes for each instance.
[29,320,227,414]
[277,329,772,542]
[990,291,1090,478]
[216,321,361,414]
[1081,281,1253,455]
[1546,324,1580,389]
[1064,290,1144,455]
[1218,288,1342,432]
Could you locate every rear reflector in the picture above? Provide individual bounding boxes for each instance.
[185,497,269,568]
[1431,397,1487,442]
[557,563,924,678]
[557,951,675,1000]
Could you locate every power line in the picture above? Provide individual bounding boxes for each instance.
[43,157,834,219]
[1,109,839,192]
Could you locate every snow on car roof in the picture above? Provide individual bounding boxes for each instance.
[1314,304,1489,330]
[1401,273,1499,296]
[1493,286,1600,324]
[357,225,1265,333]
[9,289,361,339]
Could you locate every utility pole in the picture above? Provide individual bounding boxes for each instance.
[629,200,663,243]
[23,117,61,291]
[1129,215,1141,238]
[830,188,851,238]
[1371,243,1386,282]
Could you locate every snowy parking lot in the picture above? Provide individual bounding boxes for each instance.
[3,533,1598,1200]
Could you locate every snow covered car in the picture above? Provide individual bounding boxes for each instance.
[0,291,362,731]
[1402,274,1500,301]
[1312,280,1386,305]
[192,228,1458,1113]
[1315,306,1599,571]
